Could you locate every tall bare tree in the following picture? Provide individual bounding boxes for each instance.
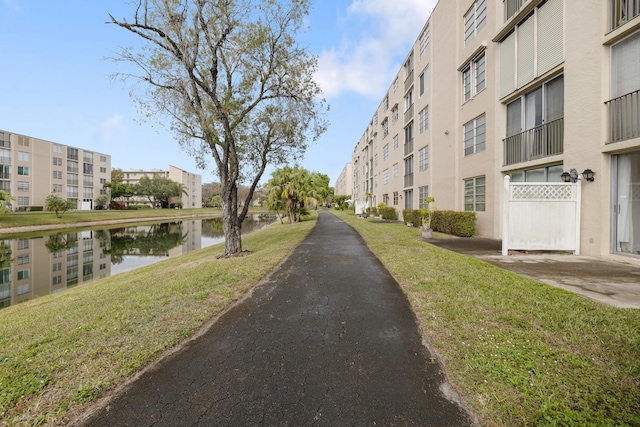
[109,0,327,256]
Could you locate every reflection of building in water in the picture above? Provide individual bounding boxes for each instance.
[169,220,202,257]
[0,232,111,309]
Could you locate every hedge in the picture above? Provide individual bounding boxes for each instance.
[402,209,476,237]
[379,207,398,220]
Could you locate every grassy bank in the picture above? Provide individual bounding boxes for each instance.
[333,210,640,427]
[0,208,229,232]
[0,215,316,425]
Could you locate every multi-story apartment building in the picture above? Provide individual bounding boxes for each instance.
[0,130,111,210]
[351,0,640,261]
[334,163,353,198]
[121,165,202,208]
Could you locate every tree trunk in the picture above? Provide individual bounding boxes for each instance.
[221,183,242,256]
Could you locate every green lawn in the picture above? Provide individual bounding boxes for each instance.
[1,209,638,426]
[0,208,227,232]
[333,210,640,427]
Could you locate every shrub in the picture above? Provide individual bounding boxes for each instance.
[379,207,398,220]
[431,210,476,237]
[127,205,151,210]
[109,202,126,210]
[403,209,476,237]
[29,206,44,212]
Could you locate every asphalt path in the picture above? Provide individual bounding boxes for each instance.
[76,210,474,426]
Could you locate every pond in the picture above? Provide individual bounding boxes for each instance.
[0,215,275,310]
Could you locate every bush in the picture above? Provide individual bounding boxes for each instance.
[431,210,476,237]
[402,209,476,237]
[109,202,126,210]
[402,209,423,227]
[26,206,44,212]
[379,207,398,220]
[127,204,152,210]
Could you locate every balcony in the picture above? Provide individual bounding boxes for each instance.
[404,104,414,125]
[404,173,414,188]
[404,138,414,156]
[504,0,530,21]
[404,70,414,93]
[606,89,640,143]
[610,0,640,31]
[503,117,563,166]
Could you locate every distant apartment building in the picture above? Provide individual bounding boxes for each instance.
[350,0,640,261]
[334,163,353,198]
[0,130,111,210]
[121,165,202,208]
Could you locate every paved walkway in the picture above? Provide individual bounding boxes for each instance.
[75,211,474,426]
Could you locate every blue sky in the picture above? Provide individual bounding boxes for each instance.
[0,0,436,186]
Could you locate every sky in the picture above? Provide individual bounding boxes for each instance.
[0,0,437,186]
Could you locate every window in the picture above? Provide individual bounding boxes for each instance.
[53,144,63,153]
[391,105,399,124]
[383,194,389,205]
[83,187,94,198]
[610,0,640,30]
[17,135,29,146]
[383,169,389,185]
[17,239,29,250]
[419,146,429,171]
[17,284,29,295]
[464,176,486,211]
[100,263,107,270]
[419,66,429,96]
[100,178,106,184]
[53,276,62,285]
[100,167,107,173]
[53,157,62,166]
[67,147,78,160]
[419,106,429,134]
[53,184,63,193]
[17,269,30,280]
[67,186,78,198]
[83,152,93,163]
[53,170,62,179]
[0,165,9,180]
[393,77,399,93]
[393,163,399,178]
[67,160,78,173]
[393,191,399,206]
[17,181,29,191]
[405,52,414,78]
[17,254,29,265]
[17,197,29,206]
[100,155,107,162]
[382,118,389,138]
[383,144,389,161]
[510,164,564,182]
[83,163,93,175]
[17,166,29,176]
[83,175,94,186]
[464,0,487,45]
[611,30,640,99]
[462,53,486,102]
[419,186,429,209]
[374,154,378,167]
[464,115,486,156]
[393,134,399,150]
[67,173,78,185]
[17,151,29,162]
[53,262,62,272]
[383,95,389,112]
[419,26,430,57]
[499,0,563,96]
[404,189,413,209]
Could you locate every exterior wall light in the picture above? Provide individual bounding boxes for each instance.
[560,168,579,183]
[582,169,595,182]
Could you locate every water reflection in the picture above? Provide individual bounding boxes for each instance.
[0,215,273,309]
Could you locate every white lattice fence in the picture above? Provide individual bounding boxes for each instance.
[502,176,581,255]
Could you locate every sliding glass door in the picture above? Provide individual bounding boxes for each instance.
[613,151,640,255]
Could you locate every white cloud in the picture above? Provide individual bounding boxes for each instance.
[316,0,438,98]
[99,114,126,145]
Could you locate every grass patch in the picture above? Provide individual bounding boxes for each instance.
[0,214,315,424]
[334,210,640,427]
[0,208,240,232]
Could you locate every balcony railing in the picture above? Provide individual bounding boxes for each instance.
[610,0,640,31]
[503,117,564,166]
[404,138,414,156]
[606,89,640,143]
[404,70,414,93]
[404,104,414,125]
[504,0,530,21]
[404,173,414,188]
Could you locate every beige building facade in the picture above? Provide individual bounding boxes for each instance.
[0,130,111,210]
[334,163,353,198]
[121,165,202,208]
[351,0,640,262]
